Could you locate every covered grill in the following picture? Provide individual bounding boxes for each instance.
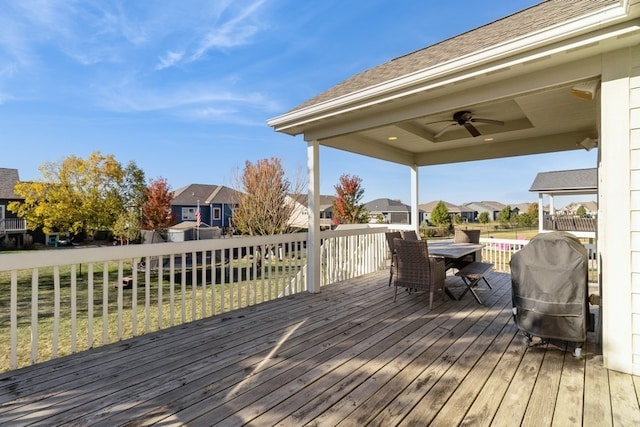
[510,231,590,355]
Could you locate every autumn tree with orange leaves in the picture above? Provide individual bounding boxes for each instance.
[141,177,176,231]
[332,174,369,225]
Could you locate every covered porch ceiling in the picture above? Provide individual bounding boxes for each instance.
[268,1,640,168]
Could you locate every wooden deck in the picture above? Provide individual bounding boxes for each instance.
[1,270,639,426]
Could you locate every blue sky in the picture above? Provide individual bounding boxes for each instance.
[1,0,597,207]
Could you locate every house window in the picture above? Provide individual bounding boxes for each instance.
[213,207,221,220]
[182,207,196,221]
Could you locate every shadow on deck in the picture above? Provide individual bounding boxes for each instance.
[0,270,638,426]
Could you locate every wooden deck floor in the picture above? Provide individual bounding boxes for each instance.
[1,270,639,426]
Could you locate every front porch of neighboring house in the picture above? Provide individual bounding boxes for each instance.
[0,217,27,248]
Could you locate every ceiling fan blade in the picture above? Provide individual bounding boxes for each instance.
[470,118,504,126]
[433,123,455,139]
[464,123,481,137]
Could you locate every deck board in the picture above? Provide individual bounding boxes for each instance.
[0,270,638,426]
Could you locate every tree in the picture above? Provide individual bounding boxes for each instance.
[112,209,141,245]
[498,205,513,226]
[478,211,490,224]
[232,158,304,235]
[141,177,175,230]
[430,201,450,226]
[9,151,145,239]
[332,174,368,224]
[576,204,587,216]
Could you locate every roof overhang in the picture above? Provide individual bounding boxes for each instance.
[268,1,640,168]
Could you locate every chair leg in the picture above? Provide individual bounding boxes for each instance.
[429,291,433,309]
[393,284,398,302]
[388,266,393,287]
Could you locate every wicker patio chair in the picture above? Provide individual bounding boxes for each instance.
[402,230,420,240]
[452,229,482,269]
[393,238,446,308]
[385,231,402,287]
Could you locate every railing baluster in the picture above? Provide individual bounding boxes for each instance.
[102,263,108,344]
[169,255,175,326]
[88,263,93,347]
[132,260,138,336]
[145,257,151,333]
[31,269,38,365]
[157,256,163,330]
[70,265,77,353]
[117,261,123,340]
[10,270,17,369]
[52,266,60,358]
[191,251,197,321]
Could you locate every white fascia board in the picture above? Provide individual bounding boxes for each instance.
[268,3,631,133]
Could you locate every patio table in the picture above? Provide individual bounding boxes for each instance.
[427,241,484,300]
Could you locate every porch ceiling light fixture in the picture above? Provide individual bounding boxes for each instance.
[578,137,598,151]
[387,136,398,141]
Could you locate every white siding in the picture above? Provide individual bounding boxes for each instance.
[631,45,640,375]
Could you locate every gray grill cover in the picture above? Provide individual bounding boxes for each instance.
[510,231,589,342]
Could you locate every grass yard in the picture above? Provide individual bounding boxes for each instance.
[0,257,303,372]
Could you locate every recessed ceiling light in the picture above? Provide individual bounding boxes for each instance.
[388,136,398,141]
[484,137,494,142]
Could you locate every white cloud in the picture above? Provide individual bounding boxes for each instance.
[191,0,267,61]
[155,50,185,70]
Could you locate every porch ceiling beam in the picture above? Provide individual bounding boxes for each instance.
[415,131,589,166]
[320,134,416,166]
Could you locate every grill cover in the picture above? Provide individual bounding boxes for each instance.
[510,231,589,343]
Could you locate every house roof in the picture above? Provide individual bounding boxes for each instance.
[529,168,597,194]
[418,200,473,214]
[288,194,336,210]
[288,0,617,115]
[464,201,507,212]
[172,184,243,205]
[0,168,20,200]
[268,0,638,167]
[364,198,410,213]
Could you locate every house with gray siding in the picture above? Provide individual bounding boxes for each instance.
[171,184,242,232]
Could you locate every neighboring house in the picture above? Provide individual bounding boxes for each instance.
[268,0,640,374]
[0,168,27,247]
[364,198,412,224]
[463,201,507,222]
[419,200,475,224]
[171,184,242,231]
[287,194,336,229]
[563,200,598,216]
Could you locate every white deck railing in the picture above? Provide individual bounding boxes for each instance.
[0,228,596,372]
[0,218,26,233]
[0,229,386,372]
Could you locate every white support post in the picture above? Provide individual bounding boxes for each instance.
[411,164,419,235]
[307,140,321,293]
[538,193,544,233]
[599,48,633,374]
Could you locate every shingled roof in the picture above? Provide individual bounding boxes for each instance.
[0,168,20,200]
[288,0,617,114]
[529,168,597,193]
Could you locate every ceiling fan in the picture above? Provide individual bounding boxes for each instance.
[432,110,504,139]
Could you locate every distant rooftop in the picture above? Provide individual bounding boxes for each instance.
[529,168,597,194]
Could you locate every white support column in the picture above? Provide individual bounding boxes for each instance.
[307,140,321,293]
[600,48,633,374]
[410,164,419,234]
[538,193,544,233]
